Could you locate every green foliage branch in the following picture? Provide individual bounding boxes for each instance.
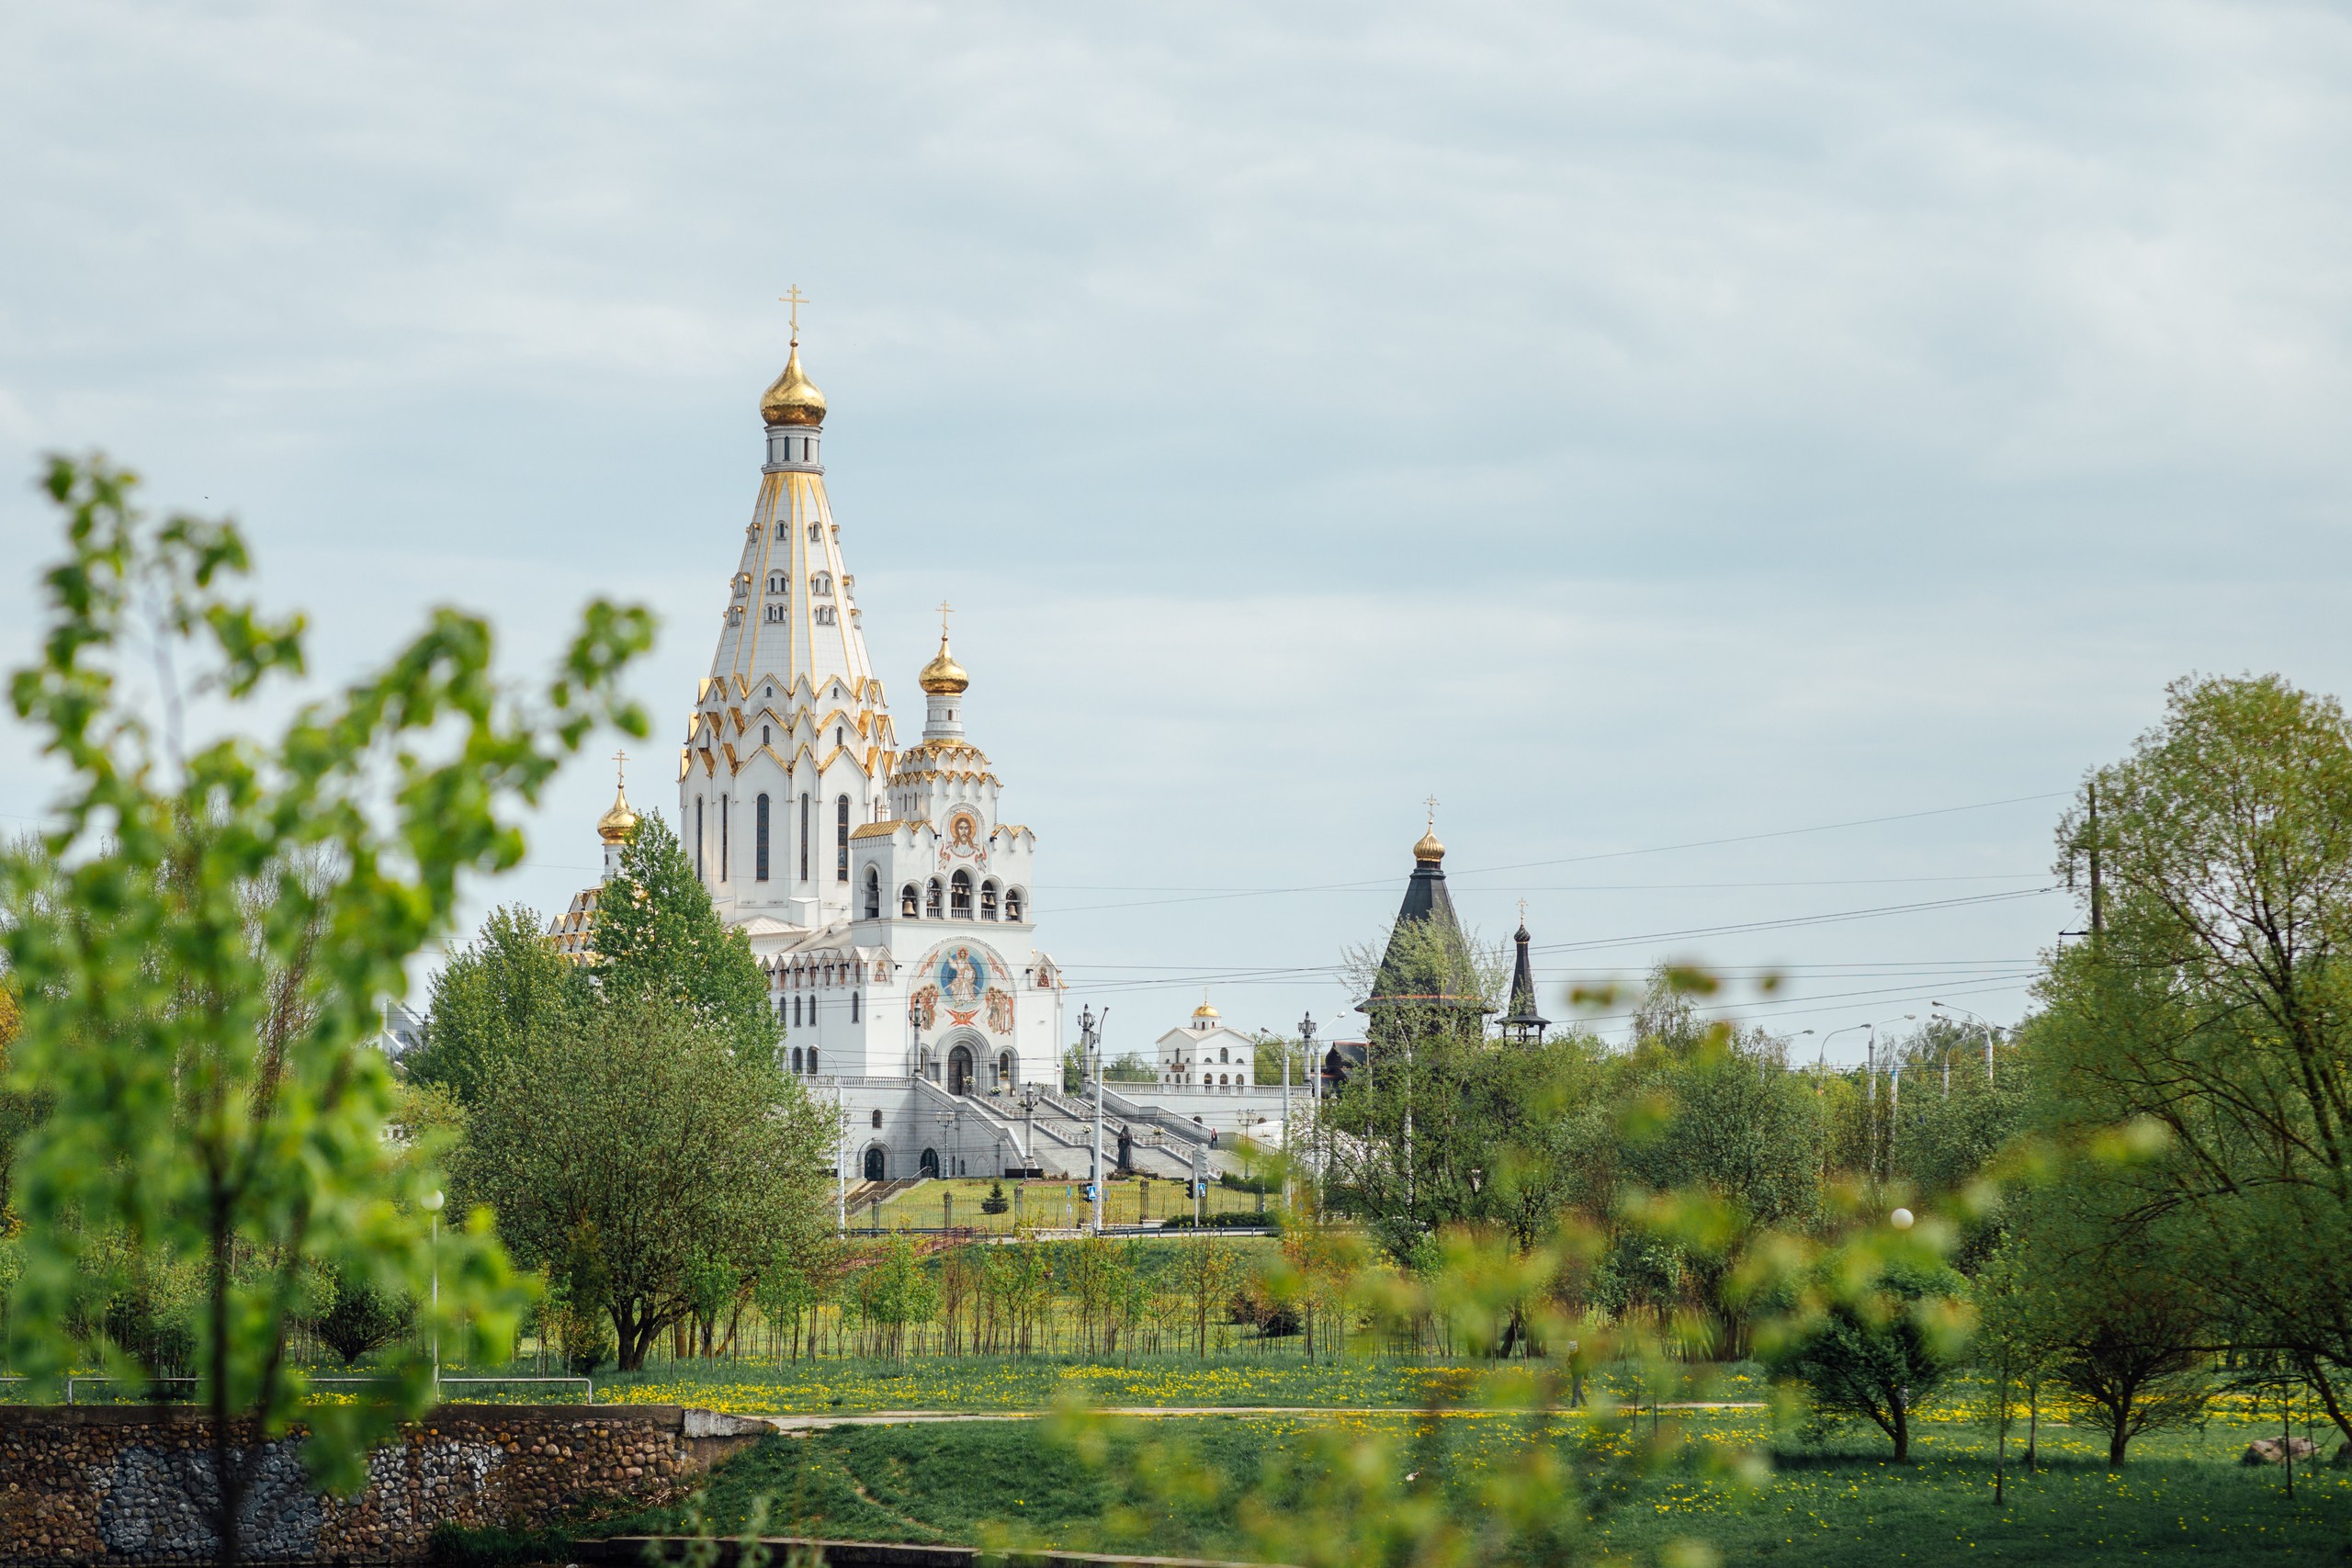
[0,455,652,1564]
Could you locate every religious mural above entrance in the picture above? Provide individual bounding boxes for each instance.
[909,938,1017,1035]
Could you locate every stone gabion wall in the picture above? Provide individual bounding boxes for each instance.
[0,1402,763,1564]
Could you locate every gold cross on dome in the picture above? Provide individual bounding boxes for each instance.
[1518,897,1528,923]
[613,749,629,789]
[779,285,809,340]
[937,600,954,637]
[1424,793,1440,828]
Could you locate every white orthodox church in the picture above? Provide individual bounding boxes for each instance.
[556,316,1293,1192]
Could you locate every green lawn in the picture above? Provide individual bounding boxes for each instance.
[609,1408,2352,1565]
[590,1350,1591,1415]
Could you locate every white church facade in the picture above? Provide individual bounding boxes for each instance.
[560,314,1292,1193]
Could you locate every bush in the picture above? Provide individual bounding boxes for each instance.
[314,1265,416,1367]
[980,1181,1010,1215]
[1765,1257,1964,1461]
[1159,1212,1278,1232]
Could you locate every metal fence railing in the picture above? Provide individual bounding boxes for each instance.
[1,1372,594,1405]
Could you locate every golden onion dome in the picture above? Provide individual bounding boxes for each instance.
[1413,827,1445,864]
[759,340,827,427]
[918,634,969,694]
[1193,1000,1220,1021]
[596,783,639,845]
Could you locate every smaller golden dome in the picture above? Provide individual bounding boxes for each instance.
[1193,1000,1220,1021]
[1413,827,1445,864]
[759,340,827,427]
[596,784,639,845]
[918,634,969,695]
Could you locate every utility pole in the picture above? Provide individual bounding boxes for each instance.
[2088,782,2104,938]
[1083,1005,1108,1234]
[1291,1015,1313,1204]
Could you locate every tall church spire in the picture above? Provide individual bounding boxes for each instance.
[682,296,899,926]
[1501,900,1550,1043]
[1362,806,1490,1020]
[704,297,879,698]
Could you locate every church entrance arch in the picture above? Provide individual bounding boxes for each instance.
[948,1043,975,1097]
[863,1145,887,1181]
[920,1147,941,1179]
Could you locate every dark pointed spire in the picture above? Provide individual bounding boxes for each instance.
[1362,815,1489,1017]
[1501,902,1550,1043]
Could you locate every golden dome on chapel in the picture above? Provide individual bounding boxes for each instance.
[596,783,639,845]
[1193,1000,1220,1021]
[918,634,969,694]
[759,340,827,427]
[1413,827,1445,864]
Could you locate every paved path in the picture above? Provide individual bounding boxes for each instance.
[760,1402,1764,1431]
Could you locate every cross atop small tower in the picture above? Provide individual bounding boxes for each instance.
[779,285,809,343]
[1424,793,1440,828]
[613,749,628,790]
[937,600,954,638]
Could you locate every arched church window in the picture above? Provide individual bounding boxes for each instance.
[871,1108,882,1129]
[775,522,786,541]
[792,995,801,1028]
[851,990,860,1021]
[926,878,944,918]
[799,793,810,881]
[808,1047,820,1073]
[996,1052,1010,1089]
[1005,886,1025,922]
[791,1046,803,1074]
[900,883,920,917]
[980,880,1000,920]
[836,795,850,881]
[1219,1047,1228,1065]
[768,572,787,593]
[951,870,973,919]
[808,522,821,542]
[811,572,831,595]
[763,725,771,747]
[755,794,771,882]
[863,865,881,919]
[775,997,786,1024]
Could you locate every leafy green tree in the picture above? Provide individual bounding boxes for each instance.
[1,455,650,1564]
[405,903,588,1105]
[1972,1241,2069,1479]
[2031,673,2352,1441]
[2004,1190,2215,1467]
[311,1264,415,1368]
[452,994,831,1371]
[1329,914,1507,1258]
[1102,1050,1157,1083]
[591,812,777,1069]
[1765,1254,1967,1461]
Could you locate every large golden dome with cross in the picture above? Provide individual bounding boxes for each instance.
[760,286,826,427]
[919,633,969,695]
[760,340,826,427]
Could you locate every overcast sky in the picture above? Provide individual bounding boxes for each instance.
[4,2,2347,1060]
